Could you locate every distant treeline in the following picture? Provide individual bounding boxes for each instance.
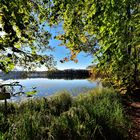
[0,69,91,80]
[46,69,90,79]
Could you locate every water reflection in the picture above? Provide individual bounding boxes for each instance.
[1,78,99,102]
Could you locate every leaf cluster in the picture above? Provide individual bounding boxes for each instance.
[0,0,55,72]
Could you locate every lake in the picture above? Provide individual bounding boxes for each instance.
[0,78,101,102]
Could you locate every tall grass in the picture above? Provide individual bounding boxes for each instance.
[0,88,130,140]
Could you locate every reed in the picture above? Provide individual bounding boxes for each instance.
[0,88,130,140]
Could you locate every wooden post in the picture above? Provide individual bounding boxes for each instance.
[0,93,10,116]
[4,99,7,115]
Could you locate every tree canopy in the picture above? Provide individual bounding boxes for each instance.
[0,0,55,72]
[49,0,140,92]
[0,0,140,92]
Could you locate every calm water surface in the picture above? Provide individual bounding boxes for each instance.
[1,78,100,102]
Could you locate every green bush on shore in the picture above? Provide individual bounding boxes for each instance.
[0,88,130,140]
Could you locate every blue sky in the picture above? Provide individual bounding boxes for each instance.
[45,25,93,70]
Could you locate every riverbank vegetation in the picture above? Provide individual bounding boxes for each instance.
[0,88,130,140]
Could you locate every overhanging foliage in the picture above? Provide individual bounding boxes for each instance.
[0,0,55,72]
[49,0,140,92]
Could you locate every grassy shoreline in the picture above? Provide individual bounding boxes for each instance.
[0,88,130,140]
